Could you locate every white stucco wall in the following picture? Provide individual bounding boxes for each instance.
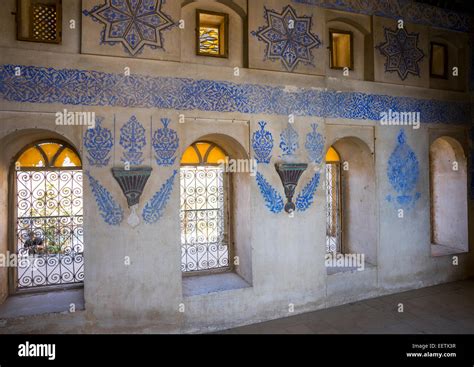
[0,0,472,333]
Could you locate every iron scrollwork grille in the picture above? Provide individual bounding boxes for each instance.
[326,162,341,253]
[16,170,84,289]
[180,165,229,273]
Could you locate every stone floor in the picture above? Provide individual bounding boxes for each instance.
[221,279,474,334]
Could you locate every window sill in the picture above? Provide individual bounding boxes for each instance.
[0,288,84,319]
[431,244,468,257]
[327,262,376,276]
[183,272,251,297]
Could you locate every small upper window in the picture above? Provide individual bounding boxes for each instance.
[196,9,228,58]
[17,0,62,44]
[329,30,353,70]
[430,42,448,79]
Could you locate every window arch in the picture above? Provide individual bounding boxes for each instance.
[430,137,468,255]
[180,141,231,274]
[13,140,84,291]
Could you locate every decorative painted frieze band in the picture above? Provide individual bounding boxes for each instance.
[293,0,471,32]
[0,64,469,124]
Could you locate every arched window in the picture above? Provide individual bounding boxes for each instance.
[430,137,468,255]
[180,142,231,274]
[326,146,341,253]
[13,140,83,291]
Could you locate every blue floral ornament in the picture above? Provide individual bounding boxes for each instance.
[83,117,113,167]
[153,118,179,166]
[252,121,274,164]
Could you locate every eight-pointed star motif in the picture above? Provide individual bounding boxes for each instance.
[377,27,425,81]
[87,0,174,56]
[253,5,321,72]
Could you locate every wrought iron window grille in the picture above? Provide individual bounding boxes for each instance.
[12,140,83,291]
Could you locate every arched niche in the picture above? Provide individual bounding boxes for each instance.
[329,136,377,265]
[430,136,468,255]
[429,32,467,91]
[326,16,373,81]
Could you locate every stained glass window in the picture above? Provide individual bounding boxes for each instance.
[326,146,340,163]
[17,142,81,168]
[197,10,228,57]
[329,30,353,69]
[199,27,220,55]
[181,142,226,165]
[180,142,230,274]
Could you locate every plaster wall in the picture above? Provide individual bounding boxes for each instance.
[0,0,472,333]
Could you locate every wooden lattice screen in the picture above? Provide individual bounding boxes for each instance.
[17,0,62,43]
